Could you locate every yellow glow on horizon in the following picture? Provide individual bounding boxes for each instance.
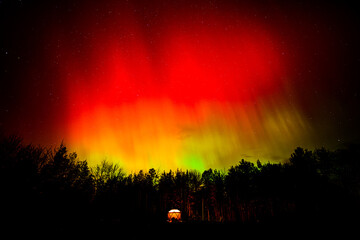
[66,97,313,172]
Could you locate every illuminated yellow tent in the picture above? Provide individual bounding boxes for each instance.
[168,209,181,222]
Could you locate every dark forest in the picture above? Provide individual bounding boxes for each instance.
[1,134,359,236]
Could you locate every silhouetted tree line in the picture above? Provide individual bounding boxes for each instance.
[1,134,359,228]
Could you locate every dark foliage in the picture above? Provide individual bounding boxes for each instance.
[0,134,359,231]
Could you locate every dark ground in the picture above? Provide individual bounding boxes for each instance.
[5,217,357,239]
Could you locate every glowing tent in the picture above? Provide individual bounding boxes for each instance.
[168,209,181,222]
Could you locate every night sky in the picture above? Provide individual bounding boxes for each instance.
[1,0,359,171]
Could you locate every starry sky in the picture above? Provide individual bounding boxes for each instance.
[1,0,359,171]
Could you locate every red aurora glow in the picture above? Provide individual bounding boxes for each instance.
[46,2,312,170]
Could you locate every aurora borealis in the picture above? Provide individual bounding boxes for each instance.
[1,0,359,171]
